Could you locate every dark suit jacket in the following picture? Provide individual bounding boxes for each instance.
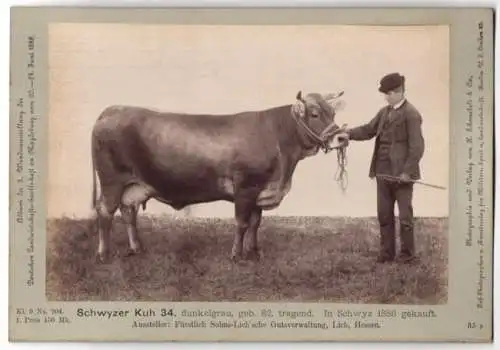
[347,100,425,180]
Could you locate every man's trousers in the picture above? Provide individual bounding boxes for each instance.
[376,178,415,259]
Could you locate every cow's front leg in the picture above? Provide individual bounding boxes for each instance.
[120,204,143,256]
[246,207,263,261]
[231,197,254,262]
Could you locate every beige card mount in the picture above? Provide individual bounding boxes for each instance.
[9,7,494,342]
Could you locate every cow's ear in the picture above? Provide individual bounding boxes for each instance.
[296,91,302,101]
[292,100,306,118]
[330,99,346,112]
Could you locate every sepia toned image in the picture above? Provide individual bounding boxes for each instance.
[9,7,494,342]
[45,23,450,304]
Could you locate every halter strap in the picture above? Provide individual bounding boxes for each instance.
[290,105,345,153]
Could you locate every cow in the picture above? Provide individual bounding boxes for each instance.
[91,91,346,263]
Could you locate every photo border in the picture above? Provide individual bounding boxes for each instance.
[9,7,494,342]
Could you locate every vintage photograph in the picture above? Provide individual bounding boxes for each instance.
[45,23,449,304]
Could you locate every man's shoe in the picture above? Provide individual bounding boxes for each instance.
[376,255,394,263]
[397,253,418,264]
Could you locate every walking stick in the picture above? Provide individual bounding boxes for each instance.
[375,174,447,190]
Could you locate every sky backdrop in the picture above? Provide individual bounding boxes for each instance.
[48,23,449,218]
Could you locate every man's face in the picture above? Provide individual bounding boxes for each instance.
[384,89,404,106]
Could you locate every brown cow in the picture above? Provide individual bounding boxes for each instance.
[91,91,346,262]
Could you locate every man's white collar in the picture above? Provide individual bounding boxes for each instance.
[392,98,406,110]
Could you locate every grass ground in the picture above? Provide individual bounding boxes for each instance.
[46,215,447,304]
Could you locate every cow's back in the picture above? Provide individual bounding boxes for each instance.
[91,104,288,204]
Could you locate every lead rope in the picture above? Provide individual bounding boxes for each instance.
[335,145,348,193]
[290,103,349,192]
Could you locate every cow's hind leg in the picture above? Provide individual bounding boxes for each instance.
[120,184,150,256]
[120,204,143,256]
[96,195,119,263]
[245,207,263,261]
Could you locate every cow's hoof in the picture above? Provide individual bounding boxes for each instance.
[230,254,241,263]
[123,247,143,257]
[245,249,261,261]
[95,253,110,264]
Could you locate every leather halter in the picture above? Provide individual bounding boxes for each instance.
[290,102,346,153]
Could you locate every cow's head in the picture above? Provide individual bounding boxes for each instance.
[291,91,346,153]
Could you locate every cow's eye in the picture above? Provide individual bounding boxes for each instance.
[311,112,319,118]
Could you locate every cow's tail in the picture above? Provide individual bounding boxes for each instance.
[91,157,97,210]
[87,135,99,234]
[90,134,99,216]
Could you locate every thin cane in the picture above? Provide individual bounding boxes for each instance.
[376,174,446,190]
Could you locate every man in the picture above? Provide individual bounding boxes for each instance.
[337,72,425,263]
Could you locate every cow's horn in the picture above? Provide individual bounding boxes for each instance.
[324,91,344,101]
[323,93,335,101]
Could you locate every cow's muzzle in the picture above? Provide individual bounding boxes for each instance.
[318,123,348,154]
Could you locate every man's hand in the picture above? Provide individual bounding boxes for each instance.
[336,132,350,145]
[334,132,350,148]
[398,173,411,183]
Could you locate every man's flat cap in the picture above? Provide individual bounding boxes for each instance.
[378,72,405,93]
